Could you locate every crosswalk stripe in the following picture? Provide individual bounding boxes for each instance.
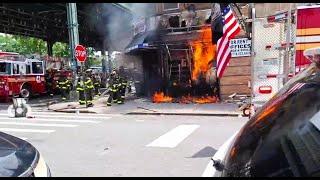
[0,128,55,133]
[0,113,111,120]
[0,117,101,124]
[0,122,78,127]
[146,124,200,148]
[30,112,109,116]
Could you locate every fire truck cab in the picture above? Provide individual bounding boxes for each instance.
[0,53,46,101]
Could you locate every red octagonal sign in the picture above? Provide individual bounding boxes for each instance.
[75,44,87,62]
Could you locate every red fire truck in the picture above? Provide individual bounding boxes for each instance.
[251,4,320,108]
[0,52,46,102]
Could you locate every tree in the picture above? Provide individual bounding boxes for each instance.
[11,35,47,55]
[0,34,70,57]
[53,42,70,57]
[85,47,101,68]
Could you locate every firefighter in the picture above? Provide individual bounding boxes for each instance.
[92,72,101,98]
[106,70,119,106]
[76,76,86,105]
[84,71,94,107]
[56,76,68,101]
[65,77,72,100]
[45,69,54,97]
[118,75,128,104]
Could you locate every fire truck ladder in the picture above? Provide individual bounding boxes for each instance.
[165,44,192,85]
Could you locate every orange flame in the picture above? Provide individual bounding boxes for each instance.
[152,92,173,103]
[190,27,216,81]
[179,95,218,104]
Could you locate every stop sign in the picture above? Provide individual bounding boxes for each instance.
[75,44,87,62]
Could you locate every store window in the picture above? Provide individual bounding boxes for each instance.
[12,63,20,75]
[31,62,44,74]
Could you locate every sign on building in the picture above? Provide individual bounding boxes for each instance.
[133,18,146,36]
[230,38,251,57]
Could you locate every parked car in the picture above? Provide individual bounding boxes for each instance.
[0,131,51,177]
[205,47,320,177]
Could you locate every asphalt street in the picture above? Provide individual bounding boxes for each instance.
[0,109,248,177]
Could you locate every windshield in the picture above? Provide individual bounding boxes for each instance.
[221,63,320,177]
[0,62,11,75]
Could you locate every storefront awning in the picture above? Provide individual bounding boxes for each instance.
[125,32,150,53]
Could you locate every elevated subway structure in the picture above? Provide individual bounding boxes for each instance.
[0,3,133,56]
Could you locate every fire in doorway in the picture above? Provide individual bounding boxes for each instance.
[152,26,219,104]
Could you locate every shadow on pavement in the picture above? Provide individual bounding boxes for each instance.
[189,146,217,158]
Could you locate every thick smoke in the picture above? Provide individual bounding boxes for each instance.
[85,3,155,52]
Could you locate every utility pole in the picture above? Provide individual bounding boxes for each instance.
[66,3,80,101]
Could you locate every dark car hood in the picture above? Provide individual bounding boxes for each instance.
[0,132,38,177]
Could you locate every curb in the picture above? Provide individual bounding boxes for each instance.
[125,112,241,117]
[51,109,97,114]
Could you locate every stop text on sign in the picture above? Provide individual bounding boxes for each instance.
[75,50,86,57]
[75,44,87,62]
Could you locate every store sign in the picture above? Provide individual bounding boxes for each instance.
[133,18,146,36]
[230,38,251,57]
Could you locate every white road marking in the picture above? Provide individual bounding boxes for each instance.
[0,112,111,116]
[146,124,200,148]
[19,137,28,140]
[0,128,55,133]
[0,117,101,124]
[0,122,78,127]
[0,114,110,120]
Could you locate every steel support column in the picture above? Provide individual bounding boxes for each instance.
[66,3,79,71]
[102,39,107,74]
[47,40,54,57]
[66,3,80,101]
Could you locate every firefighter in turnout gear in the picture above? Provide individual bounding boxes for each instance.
[56,76,69,101]
[117,66,127,104]
[45,69,54,97]
[118,76,127,104]
[106,70,119,106]
[92,73,101,98]
[76,76,86,105]
[84,73,94,107]
[65,78,72,98]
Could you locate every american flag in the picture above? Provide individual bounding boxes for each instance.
[216,5,241,78]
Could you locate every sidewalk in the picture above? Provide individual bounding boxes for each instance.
[48,96,242,116]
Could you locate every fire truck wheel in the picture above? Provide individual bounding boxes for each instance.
[20,87,31,98]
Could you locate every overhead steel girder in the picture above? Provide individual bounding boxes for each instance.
[0,7,66,30]
[0,5,66,28]
[0,28,46,39]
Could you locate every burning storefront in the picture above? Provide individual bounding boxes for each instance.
[125,25,219,103]
[124,3,252,103]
